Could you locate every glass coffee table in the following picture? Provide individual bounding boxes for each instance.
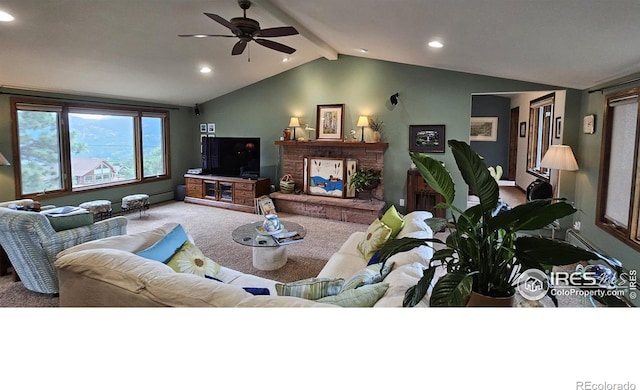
[231,221,306,271]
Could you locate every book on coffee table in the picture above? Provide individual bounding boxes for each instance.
[273,231,304,246]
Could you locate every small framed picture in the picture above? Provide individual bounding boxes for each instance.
[555,117,562,139]
[519,122,527,138]
[316,104,345,141]
[199,123,207,133]
[470,117,498,142]
[207,123,216,134]
[409,125,446,153]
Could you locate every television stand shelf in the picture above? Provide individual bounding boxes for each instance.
[183,174,270,213]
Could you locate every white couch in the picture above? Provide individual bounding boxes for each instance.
[54,211,441,307]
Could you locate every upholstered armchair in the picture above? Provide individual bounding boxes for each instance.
[0,206,127,294]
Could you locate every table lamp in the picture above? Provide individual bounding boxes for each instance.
[357,115,369,143]
[288,117,300,140]
[540,144,579,199]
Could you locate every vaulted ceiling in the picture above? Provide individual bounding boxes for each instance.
[2,0,640,107]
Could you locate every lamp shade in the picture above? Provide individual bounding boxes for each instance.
[356,115,369,127]
[540,145,579,171]
[0,152,10,166]
[288,117,300,127]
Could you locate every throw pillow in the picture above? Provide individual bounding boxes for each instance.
[380,205,405,238]
[135,224,189,263]
[341,262,394,292]
[316,283,389,307]
[357,219,392,260]
[275,277,344,300]
[166,240,221,278]
[45,213,94,232]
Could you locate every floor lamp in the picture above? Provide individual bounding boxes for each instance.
[540,144,579,199]
[540,144,579,238]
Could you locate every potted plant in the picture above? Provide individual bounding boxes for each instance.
[348,167,381,193]
[385,139,617,307]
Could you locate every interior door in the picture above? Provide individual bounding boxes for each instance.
[508,107,519,181]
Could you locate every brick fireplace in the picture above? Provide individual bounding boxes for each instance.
[270,141,388,224]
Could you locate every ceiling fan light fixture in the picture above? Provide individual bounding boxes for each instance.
[0,10,14,22]
[200,66,212,73]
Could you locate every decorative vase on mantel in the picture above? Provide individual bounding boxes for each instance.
[283,129,292,141]
[372,130,382,143]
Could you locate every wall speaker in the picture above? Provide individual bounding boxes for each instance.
[390,93,399,106]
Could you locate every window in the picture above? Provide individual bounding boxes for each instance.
[527,93,555,179]
[597,87,640,250]
[12,98,170,198]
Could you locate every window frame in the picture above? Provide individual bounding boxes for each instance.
[10,97,170,200]
[526,93,555,179]
[596,87,640,251]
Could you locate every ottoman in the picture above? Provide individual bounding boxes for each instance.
[78,200,113,221]
[121,194,150,217]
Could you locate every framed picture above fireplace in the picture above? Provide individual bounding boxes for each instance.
[316,104,345,141]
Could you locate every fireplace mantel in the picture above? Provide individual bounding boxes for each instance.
[273,140,388,223]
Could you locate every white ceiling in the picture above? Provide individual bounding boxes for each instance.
[2,0,640,107]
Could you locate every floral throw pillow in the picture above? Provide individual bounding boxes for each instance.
[166,241,220,278]
[357,218,393,260]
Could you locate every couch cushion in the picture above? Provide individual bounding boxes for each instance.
[316,283,389,307]
[317,232,368,280]
[166,240,220,278]
[397,211,433,238]
[275,277,344,300]
[380,205,405,238]
[340,262,393,292]
[57,223,179,258]
[135,224,188,262]
[357,218,392,259]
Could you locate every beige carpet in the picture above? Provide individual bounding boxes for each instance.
[0,201,369,307]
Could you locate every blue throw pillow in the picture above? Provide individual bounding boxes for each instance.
[135,224,189,263]
[367,250,381,266]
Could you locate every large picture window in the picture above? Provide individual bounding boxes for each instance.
[597,87,640,250]
[527,93,555,179]
[12,98,169,198]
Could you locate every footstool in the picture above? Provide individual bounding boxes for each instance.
[78,200,113,221]
[121,194,150,217]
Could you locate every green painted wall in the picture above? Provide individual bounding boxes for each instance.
[199,55,567,212]
[0,89,197,209]
[573,75,640,276]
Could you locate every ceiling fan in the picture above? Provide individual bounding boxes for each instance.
[179,0,299,57]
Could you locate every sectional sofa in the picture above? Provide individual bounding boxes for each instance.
[54,211,442,307]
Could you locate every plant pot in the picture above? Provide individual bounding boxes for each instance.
[466,291,515,307]
[372,130,381,143]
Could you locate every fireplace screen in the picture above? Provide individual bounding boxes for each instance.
[306,157,356,198]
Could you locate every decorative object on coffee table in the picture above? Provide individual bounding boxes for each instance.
[232,220,306,271]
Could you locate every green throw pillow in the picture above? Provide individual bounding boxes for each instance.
[341,262,394,292]
[316,283,389,307]
[380,205,405,238]
[357,219,392,260]
[275,277,344,300]
[46,213,94,232]
[166,241,220,278]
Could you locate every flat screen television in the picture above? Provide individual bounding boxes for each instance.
[201,136,261,178]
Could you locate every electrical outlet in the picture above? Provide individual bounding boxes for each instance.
[399,198,405,207]
[573,221,581,231]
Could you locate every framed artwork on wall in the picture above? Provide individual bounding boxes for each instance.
[555,117,562,139]
[316,104,345,141]
[470,117,498,142]
[409,125,446,153]
[199,123,207,133]
[519,121,527,137]
[207,123,216,134]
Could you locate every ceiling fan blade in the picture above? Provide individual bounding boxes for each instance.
[257,26,299,38]
[204,12,241,35]
[232,40,248,55]
[254,38,296,54]
[178,34,236,38]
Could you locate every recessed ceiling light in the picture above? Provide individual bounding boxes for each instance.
[200,66,212,73]
[359,48,368,53]
[193,34,208,38]
[282,57,290,63]
[428,40,444,48]
[0,10,15,22]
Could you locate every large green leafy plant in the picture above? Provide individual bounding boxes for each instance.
[401,139,608,307]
